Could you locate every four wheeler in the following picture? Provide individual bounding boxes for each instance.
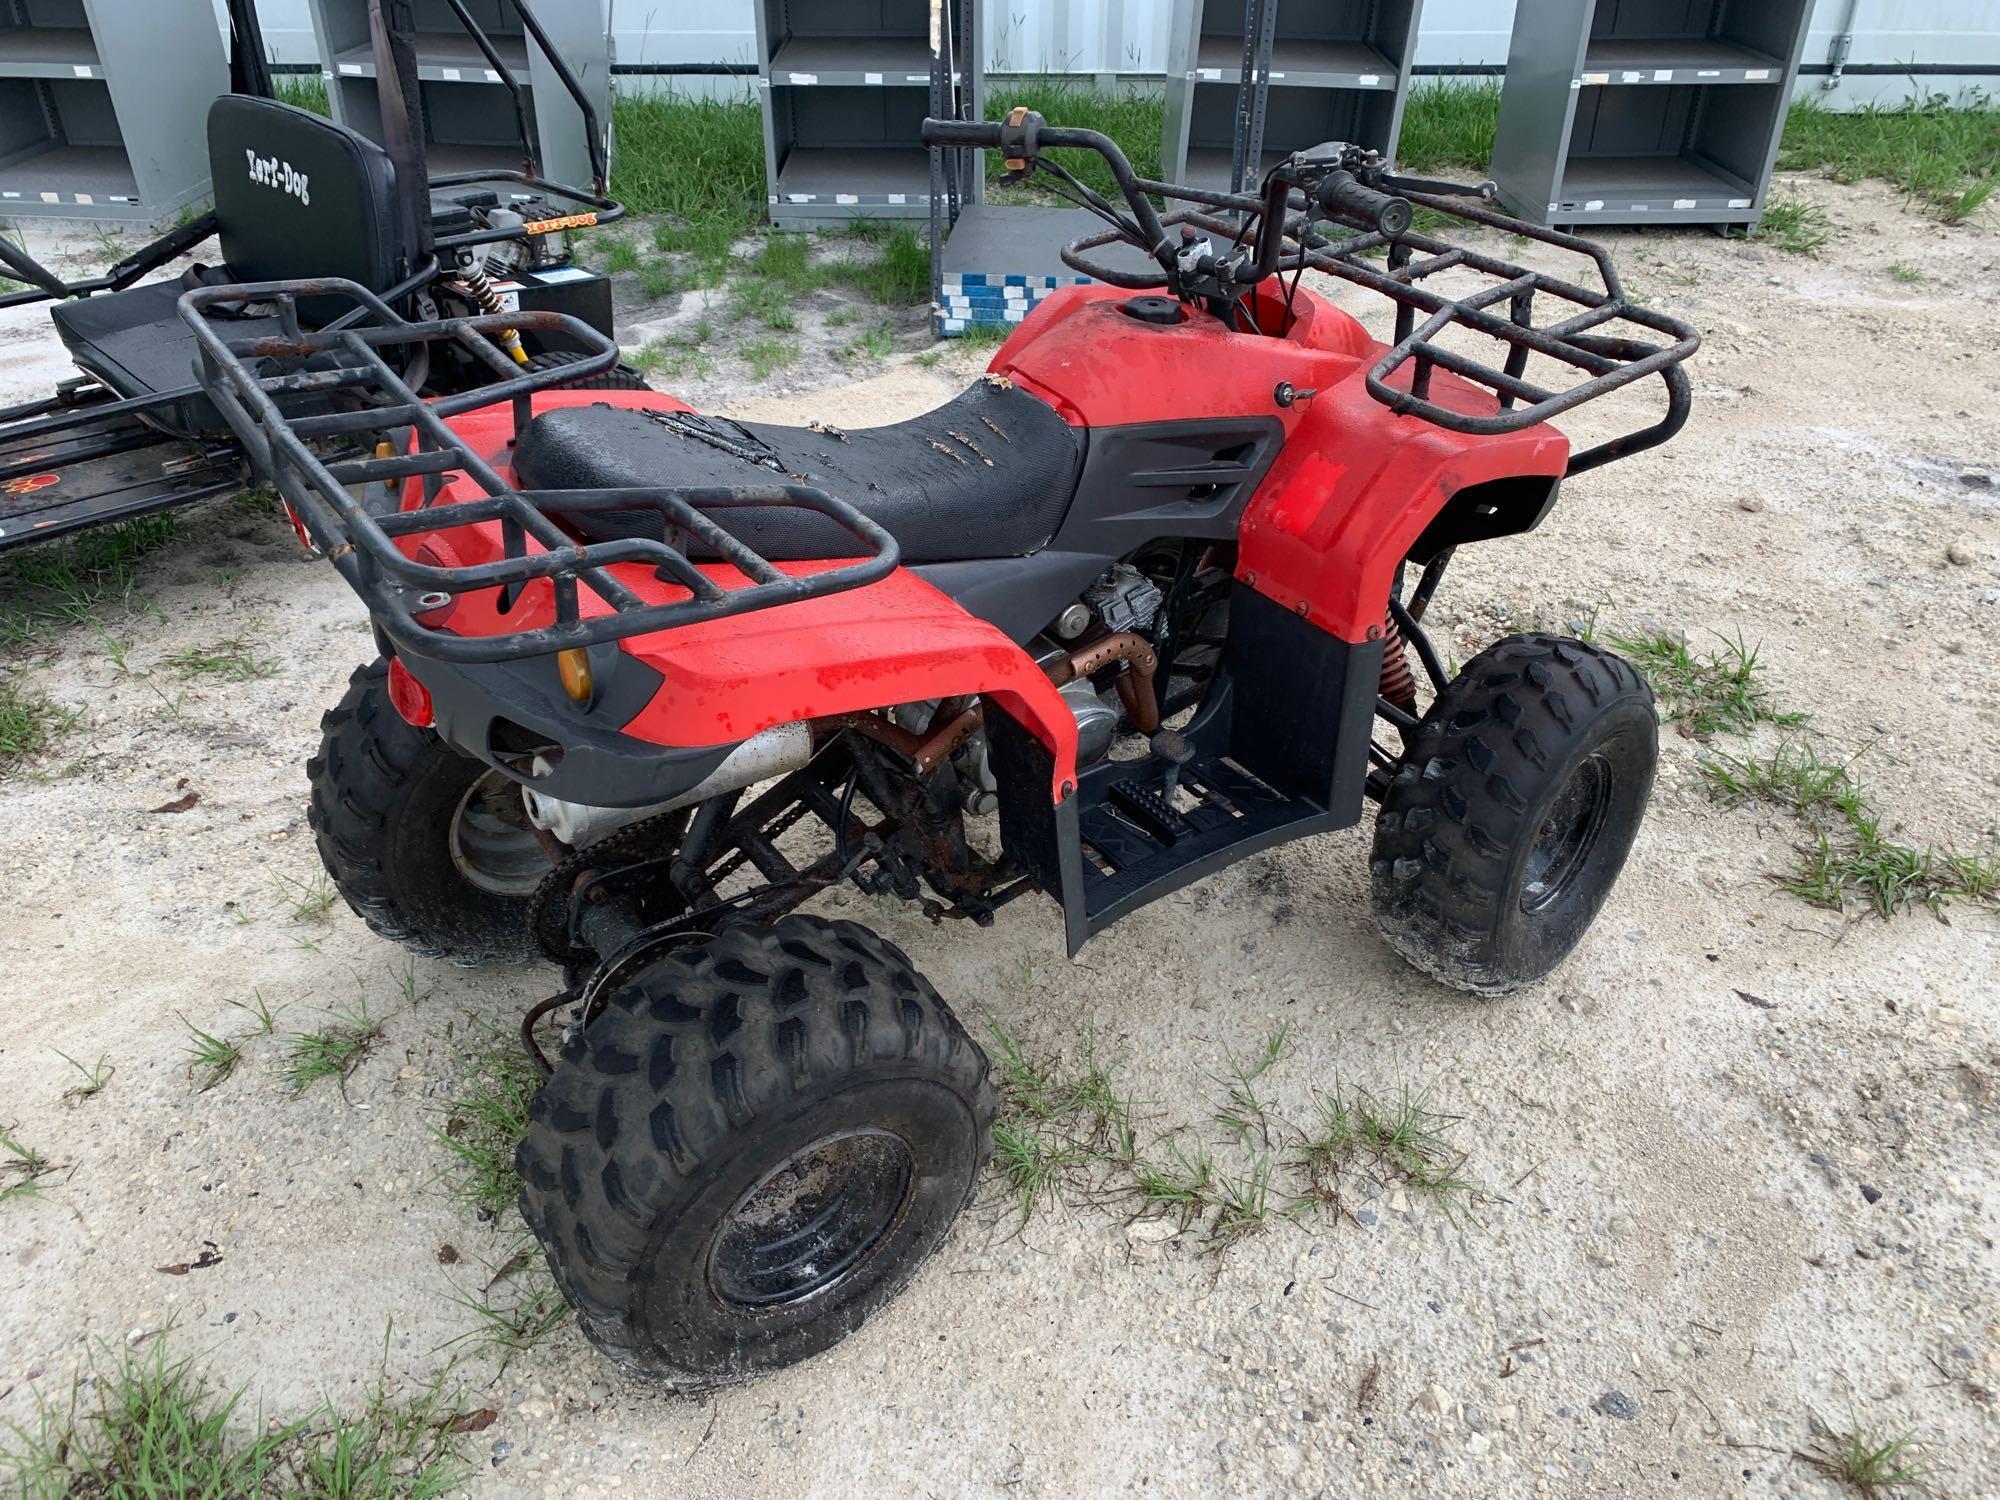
[0,0,633,556]
[180,107,1698,1388]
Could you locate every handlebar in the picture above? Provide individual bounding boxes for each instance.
[922,113,1174,276]
[918,111,1701,471]
[919,119,1005,151]
[1316,170,1413,239]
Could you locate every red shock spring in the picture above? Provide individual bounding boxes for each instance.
[1378,606,1418,714]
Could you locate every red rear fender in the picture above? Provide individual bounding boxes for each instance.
[408,391,1081,802]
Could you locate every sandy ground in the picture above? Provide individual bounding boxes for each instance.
[1,173,1997,1498]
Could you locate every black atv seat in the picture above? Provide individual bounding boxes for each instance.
[511,381,1084,565]
[52,95,401,417]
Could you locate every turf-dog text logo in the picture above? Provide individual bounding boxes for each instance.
[245,149,310,207]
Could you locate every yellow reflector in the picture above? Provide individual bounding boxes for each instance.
[558,647,593,703]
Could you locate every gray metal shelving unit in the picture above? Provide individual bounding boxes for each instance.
[0,0,225,223]
[306,0,612,187]
[757,0,980,229]
[1490,0,1814,230]
[1163,0,1423,196]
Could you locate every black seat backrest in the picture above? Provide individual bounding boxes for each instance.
[206,95,401,293]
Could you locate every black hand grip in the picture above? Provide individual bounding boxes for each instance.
[1316,170,1414,238]
[921,118,1004,149]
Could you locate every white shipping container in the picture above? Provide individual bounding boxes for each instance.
[246,0,1999,108]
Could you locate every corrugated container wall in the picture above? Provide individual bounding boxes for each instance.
[244,0,1999,109]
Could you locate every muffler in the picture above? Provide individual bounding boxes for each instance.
[522,720,814,850]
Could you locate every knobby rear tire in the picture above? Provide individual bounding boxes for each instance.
[307,660,540,965]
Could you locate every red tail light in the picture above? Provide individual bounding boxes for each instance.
[386,657,434,728]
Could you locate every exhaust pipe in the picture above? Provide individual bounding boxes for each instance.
[523,720,814,850]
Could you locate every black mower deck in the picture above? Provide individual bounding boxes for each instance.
[0,388,245,552]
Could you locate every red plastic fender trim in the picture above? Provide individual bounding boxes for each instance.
[1235,377,1570,642]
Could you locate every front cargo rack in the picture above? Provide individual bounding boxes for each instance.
[1066,175,1700,477]
[180,277,899,664]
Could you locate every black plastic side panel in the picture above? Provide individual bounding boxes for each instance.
[1051,415,1286,557]
[912,550,1111,644]
[919,415,1284,644]
[1226,586,1383,817]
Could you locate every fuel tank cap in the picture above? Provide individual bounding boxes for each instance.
[1120,296,1186,325]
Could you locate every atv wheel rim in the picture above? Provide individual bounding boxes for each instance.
[707,1129,916,1309]
[1521,753,1613,914]
[448,769,548,897]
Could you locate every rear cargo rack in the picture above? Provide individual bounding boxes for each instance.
[180,278,898,664]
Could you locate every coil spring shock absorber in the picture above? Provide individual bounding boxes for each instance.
[1379,605,1419,715]
[457,258,529,366]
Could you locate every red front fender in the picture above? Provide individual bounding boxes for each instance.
[1236,376,1570,643]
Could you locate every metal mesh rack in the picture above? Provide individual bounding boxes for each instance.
[1163,0,1424,196]
[179,277,900,665]
[758,0,979,229]
[0,0,225,223]
[1490,0,1815,229]
[1063,172,1699,469]
[307,0,613,188]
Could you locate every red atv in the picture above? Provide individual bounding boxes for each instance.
[184,111,1697,1389]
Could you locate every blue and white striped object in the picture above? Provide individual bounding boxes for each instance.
[934,205,1157,338]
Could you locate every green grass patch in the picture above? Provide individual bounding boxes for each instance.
[58,1051,112,1102]
[181,1015,245,1092]
[445,1257,568,1373]
[1753,195,1834,255]
[1,1124,52,1204]
[0,1332,475,1497]
[0,675,75,775]
[285,1004,383,1095]
[610,92,763,220]
[1399,80,1502,175]
[598,234,641,275]
[273,868,338,924]
[168,639,280,682]
[431,1027,542,1220]
[1788,814,1997,921]
[1609,629,1808,738]
[841,225,930,305]
[740,336,797,379]
[1781,93,1999,223]
[1297,1083,1479,1222]
[628,320,716,382]
[1798,1419,1934,1498]
[1,512,180,646]
[1699,727,1997,920]
[954,321,1014,352]
[982,1018,1473,1250]
[273,72,331,118]
[838,323,896,362]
